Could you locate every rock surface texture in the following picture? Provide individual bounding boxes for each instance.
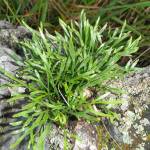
[0,21,150,150]
[0,21,30,150]
[105,68,150,149]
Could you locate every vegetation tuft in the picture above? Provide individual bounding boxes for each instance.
[0,0,149,66]
[0,11,140,149]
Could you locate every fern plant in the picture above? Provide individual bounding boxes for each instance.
[0,11,140,149]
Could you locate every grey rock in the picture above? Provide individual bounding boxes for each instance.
[0,88,11,100]
[0,20,14,29]
[73,121,98,150]
[104,67,150,149]
[46,124,69,150]
[0,47,19,73]
[46,121,98,150]
[0,21,29,150]
[0,46,19,99]
[0,20,31,49]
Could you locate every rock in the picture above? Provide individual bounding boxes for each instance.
[0,88,11,100]
[0,20,31,50]
[45,124,71,150]
[0,46,20,99]
[46,121,98,150]
[73,121,98,150]
[0,21,29,150]
[0,47,19,72]
[103,67,150,149]
[0,21,14,29]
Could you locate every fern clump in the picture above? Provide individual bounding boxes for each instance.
[0,11,140,149]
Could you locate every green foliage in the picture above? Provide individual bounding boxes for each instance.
[0,0,149,65]
[0,11,140,149]
[94,1,150,46]
[1,0,49,27]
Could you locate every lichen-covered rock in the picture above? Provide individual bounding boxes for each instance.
[45,121,98,150]
[45,124,70,150]
[104,67,150,149]
[73,121,98,150]
[0,21,31,49]
[0,21,14,29]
